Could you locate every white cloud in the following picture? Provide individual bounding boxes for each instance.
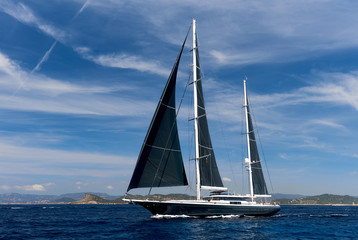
[19,184,46,191]
[257,71,358,112]
[3,0,358,69]
[0,185,11,191]
[0,183,54,191]
[0,1,65,40]
[308,119,346,130]
[210,50,273,66]
[75,47,170,77]
[0,142,135,178]
[0,52,113,95]
[106,185,114,189]
[0,51,155,116]
[222,177,232,182]
[88,0,358,66]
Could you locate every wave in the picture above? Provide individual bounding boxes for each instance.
[329,214,349,217]
[151,214,244,219]
[309,214,349,218]
[205,214,243,219]
[10,207,24,210]
[151,214,194,219]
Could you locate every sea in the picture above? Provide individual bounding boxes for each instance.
[0,204,357,239]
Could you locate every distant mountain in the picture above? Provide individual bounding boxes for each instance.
[57,192,121,201]
[1,192,357,205]
[0,192,120,204]
[71,193,196,204]
[275,194,358,205]
[71,194,125,204]
[271,193,306,200]
[0,193,57,203]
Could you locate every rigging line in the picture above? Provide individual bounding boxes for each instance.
[198,144,213,150]
[145,144,181,152]
[248,93,275,195]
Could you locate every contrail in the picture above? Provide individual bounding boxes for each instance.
[30,0,89,74]
[71,0,88,21]
[31,40,57,73]
[12,0,89,96]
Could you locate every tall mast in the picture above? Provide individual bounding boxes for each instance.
[193,18,201,200]
[244,79,254,201]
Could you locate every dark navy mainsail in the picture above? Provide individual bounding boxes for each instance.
[194,35,224,188]
[127,36,188,192]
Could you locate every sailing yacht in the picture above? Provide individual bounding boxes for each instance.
[123,19,280,217]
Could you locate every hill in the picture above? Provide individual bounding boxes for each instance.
[71,194,125,204]
[1,192,357,205]
[0,192,120,204]
[71,193,195,204]
[275,194,358,205]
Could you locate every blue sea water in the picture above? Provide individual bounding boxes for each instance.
[0,204,357,239]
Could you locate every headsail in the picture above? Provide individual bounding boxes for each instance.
[127,34,189,192]
[194,35,224,189]
[246,96,268,195]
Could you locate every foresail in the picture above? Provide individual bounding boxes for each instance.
[246,100,268,195]
[127,35,188,192]
[194,36,224,188]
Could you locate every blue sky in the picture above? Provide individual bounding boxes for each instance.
[0,0,358,196]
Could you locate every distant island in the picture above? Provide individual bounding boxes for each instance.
[71,193,195,204]
[275,194,358,205]
[71,193,125,204]
[0,192,357,205]
[73,193,358,205]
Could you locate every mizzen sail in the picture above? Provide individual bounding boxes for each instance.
[246,97,268,195]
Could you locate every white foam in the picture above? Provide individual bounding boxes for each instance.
[205,214,242,219]
[11,207,24,210]
[151,214,193,219]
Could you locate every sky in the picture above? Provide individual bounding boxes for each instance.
[0,0,358,197]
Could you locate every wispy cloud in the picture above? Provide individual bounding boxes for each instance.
[202,70,358,159]
[1,183,54,191]
[30,0,89,74]
[0,51,154,116]
[210,50,274,65]
[124,0,358,65]
[75,47,170,77]
[0,1,66,40]
[251,71,358,112]
[0,142,135,178]
[307,119,346,130]
[222,177,232,182]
